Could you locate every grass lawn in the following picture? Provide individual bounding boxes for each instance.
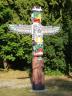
[0,86,72,96]
[0,69,72,96]
[0,69,29,79]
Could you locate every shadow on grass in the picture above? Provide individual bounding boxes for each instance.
[45,78,72,91]
[15,76,72,96]
[30,78,72,96]
[17,77,30,79]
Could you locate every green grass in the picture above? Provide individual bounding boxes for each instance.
[0,70,72,96]
[0,86,72,96]
[0,77,72,96]
[0,69,29,79]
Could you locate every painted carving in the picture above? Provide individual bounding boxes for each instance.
[8,6,60,90]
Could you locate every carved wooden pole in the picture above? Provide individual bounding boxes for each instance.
[31,7,45,90]
[8,6,60,91]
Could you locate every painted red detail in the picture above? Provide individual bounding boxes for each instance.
[33,19,40,23]
[38,48,43,52]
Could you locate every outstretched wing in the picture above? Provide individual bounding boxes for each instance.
[42,26,60,35]
[8,24,32,34]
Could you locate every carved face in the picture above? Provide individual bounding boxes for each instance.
[31,12,42,23]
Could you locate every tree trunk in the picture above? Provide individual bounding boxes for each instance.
[3,60,9,71]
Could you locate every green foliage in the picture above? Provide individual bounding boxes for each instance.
[0,2,12,24]
[45,68,63,76]
[44,34,66,73]
[62,0,72,75]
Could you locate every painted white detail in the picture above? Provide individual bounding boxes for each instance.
[32,6,42,12]
[42,26,60,35]
[8,24,32,34]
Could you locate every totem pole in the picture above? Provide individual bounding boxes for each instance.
[8,6,60,90]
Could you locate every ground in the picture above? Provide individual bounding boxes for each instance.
[0,69,72,96]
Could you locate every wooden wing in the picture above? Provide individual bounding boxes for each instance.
[8,24,32,34]
[42,26,60,35]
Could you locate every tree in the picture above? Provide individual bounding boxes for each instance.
[62,0,72,75]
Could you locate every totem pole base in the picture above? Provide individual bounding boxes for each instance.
[32,56,45,90]
[32,83,45,90]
